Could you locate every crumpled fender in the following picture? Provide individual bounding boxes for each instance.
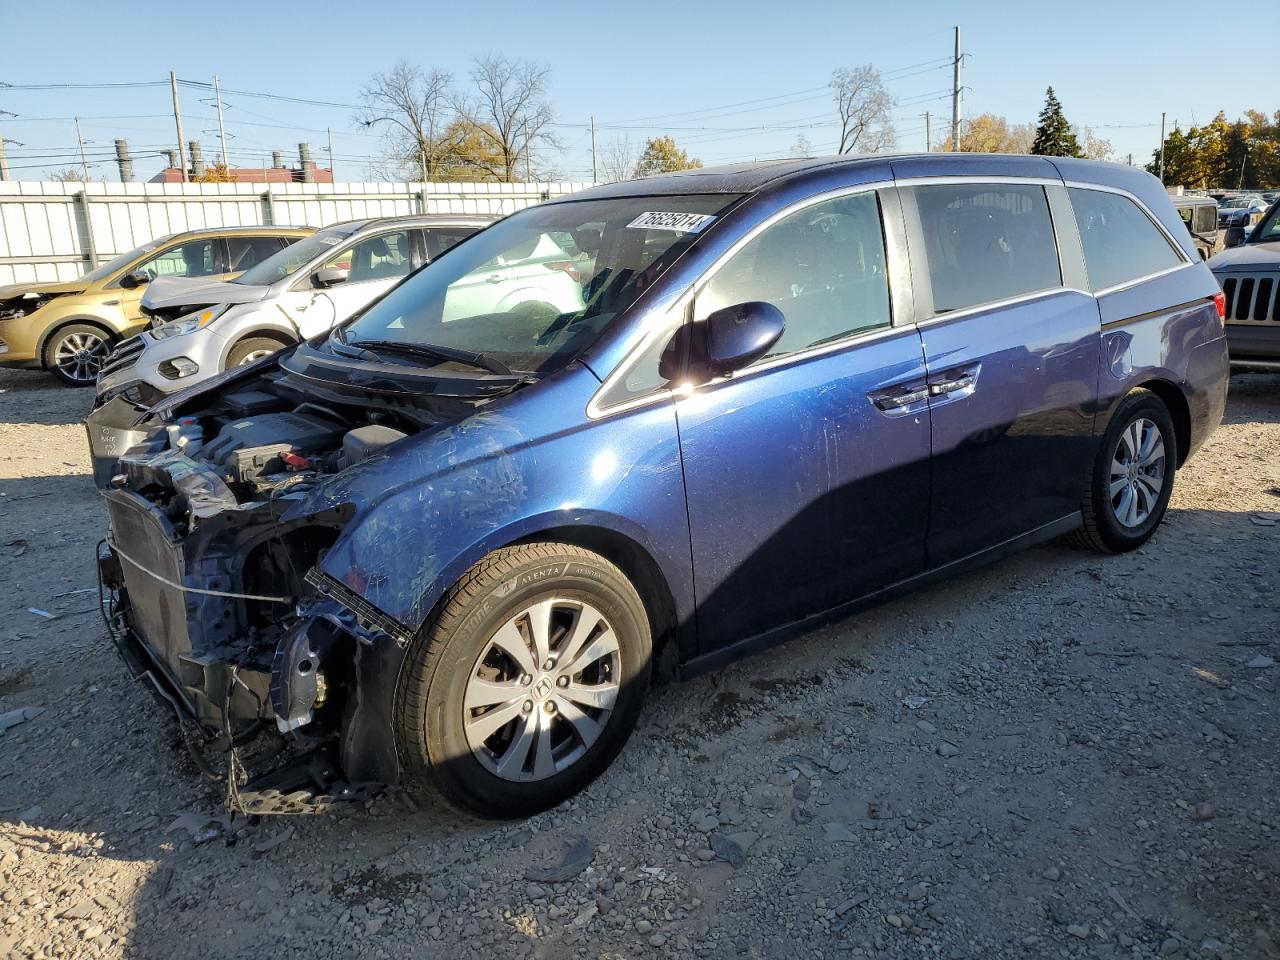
[280,362,695,642]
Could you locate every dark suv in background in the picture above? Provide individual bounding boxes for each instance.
[1209,197,1280,369]
[90,154,1228,818]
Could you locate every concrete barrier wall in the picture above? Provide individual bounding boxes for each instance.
[0,180,591,286]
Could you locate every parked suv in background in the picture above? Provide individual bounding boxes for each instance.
[94,215,493,404]
[1209,197,1280,368]
[0,226,312,385]
[90,154,1227,818]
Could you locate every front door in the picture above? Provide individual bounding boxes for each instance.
[676,189,932,653]
[294,229,419,338]
[901,181,1101,566]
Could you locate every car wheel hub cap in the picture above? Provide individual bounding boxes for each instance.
[1109,416,1166,528]
[463,597,620,783]
[53,332,109,383]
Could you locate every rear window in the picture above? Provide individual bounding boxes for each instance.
[909,184,1061,315]
[1069,188,1184,293]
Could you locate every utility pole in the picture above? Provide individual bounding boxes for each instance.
[590,116,598,184]
[0,135,8,181]
[1158,112,1166,185]
[170,71,188,182]
[924,112,931,152]
[213,74,229,167]
[74,117,89,181]
[327,127,336,182]
[951,26,962,153]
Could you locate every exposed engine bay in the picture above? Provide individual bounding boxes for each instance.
[91,358,490,813]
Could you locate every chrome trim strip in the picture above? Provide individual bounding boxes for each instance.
[914,286,1093,330]
[1092,261,1196,298]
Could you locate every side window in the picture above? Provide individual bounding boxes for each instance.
[425,228,477,259]
[136,239,216,280]
[227,236,289,272]
[335,231,414,283]
[910,183,1061,314]
[696,191,891,361]
[1068,187,1184,292]
[1176,206,1194,228]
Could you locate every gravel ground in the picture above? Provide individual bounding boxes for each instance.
[0,366,1277,960]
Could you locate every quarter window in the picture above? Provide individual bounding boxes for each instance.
[910,183,1061,314]
[696,191,891,361]
[1068,187,1184,292]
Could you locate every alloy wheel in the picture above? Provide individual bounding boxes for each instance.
[237,348,274,365]
[463,598,620,782]
[52,331,110,384]
[1109,416,1166,528]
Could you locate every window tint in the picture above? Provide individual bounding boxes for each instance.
[425,228,478,259]
[136,239,216,280]
[912,184,1061,314]
[696,191,891,361]
[334,230,414,282]
[227,236,288,272]
[1069,187,1183,292]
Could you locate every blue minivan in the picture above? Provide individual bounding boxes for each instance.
[90,154,1228,816]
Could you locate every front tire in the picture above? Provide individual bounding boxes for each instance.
[394,544,651,818]
[43,323,115,387]
[226,336,288,368]
[1070,388,1176,553]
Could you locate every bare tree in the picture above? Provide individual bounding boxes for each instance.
[458,55,559,182]
[830,66,895,154]
[356,61,453,181]
[789,133,814,157]
[599,135,638,182]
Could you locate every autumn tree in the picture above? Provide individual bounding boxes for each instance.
[431,120,510,182]
[356,60,454,181]
[830,66,894,154]
[632,136,702,177]
[458,55,558,182]
[195,162,237,183]
[940,113,1034,153]
[1030,87,1083,158]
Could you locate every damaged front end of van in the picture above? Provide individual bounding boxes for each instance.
[90,343,530,814]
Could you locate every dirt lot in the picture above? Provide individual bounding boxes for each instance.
[0,366,1277,960]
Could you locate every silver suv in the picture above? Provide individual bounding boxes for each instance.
[95,215,492,402]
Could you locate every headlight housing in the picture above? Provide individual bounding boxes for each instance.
[151,305,228,340]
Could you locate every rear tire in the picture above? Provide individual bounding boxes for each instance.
[394,544,651,818]
[226,336,288,368]
[1069,388,1176,553]
[43,323,115,387]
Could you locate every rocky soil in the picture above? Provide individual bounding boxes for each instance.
[0,367,1277,960]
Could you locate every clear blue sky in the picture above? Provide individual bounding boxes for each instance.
[1,0,1276,182]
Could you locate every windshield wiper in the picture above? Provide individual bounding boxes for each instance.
[350,338,515,376]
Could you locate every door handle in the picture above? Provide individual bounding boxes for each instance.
[486,274,504,284]
[872,385,929,411]
[928,373,976,396]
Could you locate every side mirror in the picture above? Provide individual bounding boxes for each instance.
[119,271,149,290]
[704,301,785,376]
[658,301,786,385]
[313,266,349,288]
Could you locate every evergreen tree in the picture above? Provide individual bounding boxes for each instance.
[1030,87,1083,158]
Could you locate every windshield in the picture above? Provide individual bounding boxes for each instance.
[339,194,741,376]
[234,225,359,286]
[1221,199,1254,209]
[80,237,170,284]
[1249,202,1280,243]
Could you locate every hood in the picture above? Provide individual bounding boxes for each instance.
[141,275,272,312]
[1208,241,1280,273]
[0,278,89,301]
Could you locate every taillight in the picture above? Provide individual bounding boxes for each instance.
[543,260,583,284]
[1213,290,1226,325]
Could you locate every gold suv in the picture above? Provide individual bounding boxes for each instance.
[0,225,312,385]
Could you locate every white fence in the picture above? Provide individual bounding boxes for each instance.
[0,180,592,286]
